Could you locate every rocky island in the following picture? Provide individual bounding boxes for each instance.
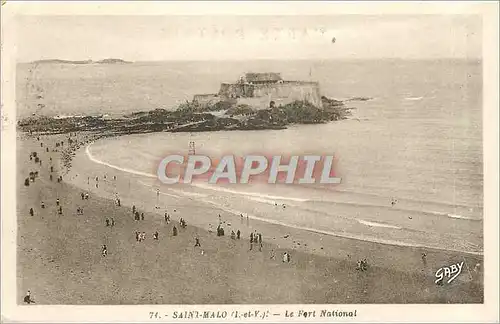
[18,72,354,135]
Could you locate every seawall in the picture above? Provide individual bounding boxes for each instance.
[218,81,322,109]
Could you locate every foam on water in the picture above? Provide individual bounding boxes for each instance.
[357,219,402,229]
[192,183,309,203]
[423,209,478,221]
[447,213,475,220]
[86,143,156,178]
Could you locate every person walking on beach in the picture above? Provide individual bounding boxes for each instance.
[49,174,53,181]
[258,233,263,251]
[111,218,115,227]
[230,230,236,239]
[101,245,107,257]
[141,213,145,221]
[81,193,85,200]
[135,231,139,242]
[58,206,63,215]
[194,237,201,247]
[106,218,110,227]
[249,233,254,250]
[270,249,276,260]
[41,201,45,209]
[56,198,60,206]
[356,258,368,271]
[153,231,159,240]
[24,291,35,304]
[391,198,398,207]
[117,198,121,207]
[237,230,241,240]
[216,224,224,236]
[29,208,34,216]
[132,205,136,214]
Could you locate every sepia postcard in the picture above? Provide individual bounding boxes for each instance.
[1,1,499,323]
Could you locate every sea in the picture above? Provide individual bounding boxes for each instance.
[17,59,484,254]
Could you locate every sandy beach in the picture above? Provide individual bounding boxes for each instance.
[17,132,484,304]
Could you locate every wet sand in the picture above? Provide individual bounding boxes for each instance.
[17,132,484,304]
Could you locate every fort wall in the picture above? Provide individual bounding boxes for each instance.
[217,81,322,109]
[252,82,322,108]
[218,83,254,98]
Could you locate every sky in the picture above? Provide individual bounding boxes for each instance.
[15,15,482,62]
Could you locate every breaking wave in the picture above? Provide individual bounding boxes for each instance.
[357,219,402,229]
[404,96,424,101]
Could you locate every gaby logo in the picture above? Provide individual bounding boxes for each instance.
[435,261,464,284]
[157,154,341,185]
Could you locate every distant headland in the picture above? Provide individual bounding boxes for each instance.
[31,58,132,65]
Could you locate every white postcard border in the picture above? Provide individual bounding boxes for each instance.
[1,1,498,323]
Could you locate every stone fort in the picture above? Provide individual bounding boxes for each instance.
[193,72,323,110]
